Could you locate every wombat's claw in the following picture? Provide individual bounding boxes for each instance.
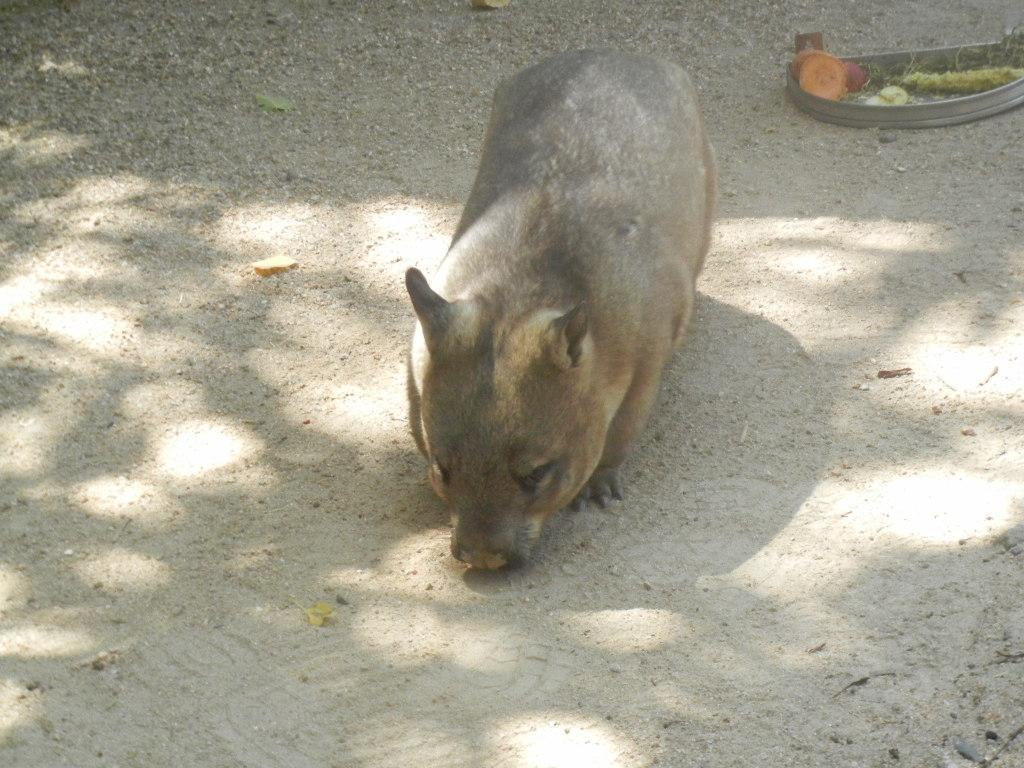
[579,468,624,511]
[570,487,590,514]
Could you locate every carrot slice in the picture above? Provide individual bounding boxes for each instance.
[791,48,819,78]
[797,51,849,100]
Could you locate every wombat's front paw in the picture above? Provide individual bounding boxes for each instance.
[569,467,624,513]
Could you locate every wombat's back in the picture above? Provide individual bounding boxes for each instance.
[452,49,715,281]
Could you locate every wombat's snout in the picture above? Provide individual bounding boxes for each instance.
[450,524,523,570]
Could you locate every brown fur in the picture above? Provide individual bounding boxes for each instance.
[405,50,716,568]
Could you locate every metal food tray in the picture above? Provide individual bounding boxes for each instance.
[786,27,1024,128]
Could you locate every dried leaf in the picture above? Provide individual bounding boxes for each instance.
[471,0,509,7]
[877,367,912,378]
[256,94,294,112]
[252,256,298,276]
[79,649,121,670]
[305,601,333,627]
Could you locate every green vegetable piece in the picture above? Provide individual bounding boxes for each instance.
[256,94,294,112]
[901,67,1024,94]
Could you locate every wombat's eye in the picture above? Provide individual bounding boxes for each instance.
[433,459,451,485]
[517,462,555,493]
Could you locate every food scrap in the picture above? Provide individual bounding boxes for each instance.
[866,85,910,106]
[791,36,869,101]
[255,94,294,112]
[252,255,298,276]
[305,601,334,627]
[844,60,868,91]
[902,67,1024,94]
[797,51,849,100]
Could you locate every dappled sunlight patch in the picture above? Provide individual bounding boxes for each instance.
[836,473,1019,545]
[713,216,951,308]
[769,250,854,283]
[328,530,465,601]
[14,174,165,235]
[74,475,180,525]
[366,203,450,266]
[490,714,643,768]
[563,608,684,653]
[316,382,407,444]
[362,199,452,273]
[708,216,948,334]
[155,419,259,478]
[1,127,91,169]
[349,596,539,674]
[0,254,111,318]
[0,624,94,658]
[0,407,58,477]
[910,343,1020,396]
[66,175,159,209]
[18,303,136,355]
[0,273,58,317]
[0,678,42,743]
[0,566,29,612]
[74,548,170,591]
[39,56,89,76]
[349,601,451,665]
[715,216,948,257]
[216,202,318,251]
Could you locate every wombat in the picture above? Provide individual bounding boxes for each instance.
[405,50,715,569]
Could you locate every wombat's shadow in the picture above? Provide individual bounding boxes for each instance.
[465,293,829,591]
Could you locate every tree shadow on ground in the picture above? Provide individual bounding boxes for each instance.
[2,2,1023,767]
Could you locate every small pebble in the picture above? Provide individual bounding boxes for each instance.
[954,739,983,763]
[985,730,999,741]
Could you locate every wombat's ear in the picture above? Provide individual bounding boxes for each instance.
[550,303,588,369]
[405,268,451,351]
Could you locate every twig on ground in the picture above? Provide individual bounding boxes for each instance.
[981,722,1024,766]
[833,671,896,697]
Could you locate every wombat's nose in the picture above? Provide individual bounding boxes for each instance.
[451,536,509,570]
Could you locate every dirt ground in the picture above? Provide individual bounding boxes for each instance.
[2,1,1023,766]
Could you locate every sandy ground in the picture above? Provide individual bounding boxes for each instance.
[2,1,1023,766]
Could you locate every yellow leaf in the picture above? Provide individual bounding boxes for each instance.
[252,255,298,276]
[471,0,509,7]
[305,601,333,626]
